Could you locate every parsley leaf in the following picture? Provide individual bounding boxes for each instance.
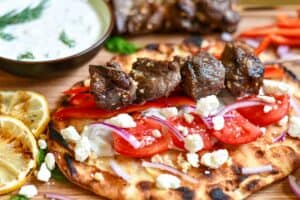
[104,36,139,54]
[0,31,15,41]
[51,167,67,182]
[37,148,46,166]
[0,0,48,29]
[17,51,35,60]
[59,31,76,48]
[10,194,29,200]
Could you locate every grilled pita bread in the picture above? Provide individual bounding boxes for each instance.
[48,40,300,200]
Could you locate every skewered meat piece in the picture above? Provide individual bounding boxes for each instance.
[221,42,264,96]
[89,64,137,110]
[181,52,225,100]
[130,58,181,103]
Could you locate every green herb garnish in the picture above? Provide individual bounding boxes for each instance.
[59,31,76,48]
[51,167,67,182]
[0,31,15,41]
[0,0,48,29]
[37,149,46,166]
[17,51,35,60]
[104,36,139,55]
[9,194,29,200]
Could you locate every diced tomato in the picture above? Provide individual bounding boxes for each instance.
[112,118,170,158]
[55,96,195,120]
[211,111,262,145]
[69,93,96,108]
[63,86,90,95]
[168,113,216,150]
[237,95,289,126]
[264,65,284,79]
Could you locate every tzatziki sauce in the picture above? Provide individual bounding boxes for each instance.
[0,0,102,61]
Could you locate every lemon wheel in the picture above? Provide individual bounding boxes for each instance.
[0,116,38,194]
[0,91,50,137]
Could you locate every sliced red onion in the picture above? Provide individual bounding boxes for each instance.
[277,45,290,57]
[272,131,287,143]
[244,39,260,48]
[221,32,233,42]
[289,175,300,198]
[110,160,131,182]
[45,193,73,200]
[142,161,199,184]
[291,97,300,117]
[148,116,184,141]
[92,122,141,149]
[180,105,196,113]
[216,100,266,117]
[241,165,273,175]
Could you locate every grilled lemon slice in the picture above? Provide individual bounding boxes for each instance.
[0,116,38,194]
[0,91,50,137]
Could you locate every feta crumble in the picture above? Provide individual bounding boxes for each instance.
[61,126,81,143]
[152,129,162,138]
[19,185,38,198]
[184,134,204,153]
[160,107,178,118]
[263,80,294,95]
[195,95,220,117]
[74,136,91,162]
[156,174,181,189]
[201,149,229,169]
[183,113,194,124]
[177,125,189,136]
[38,139,47,149]
[212,116,225,131]
[288,116,300,138]
[45,153,55,170]
[186,153,199,167]
[105,113,136,128]
[37,163,51,182]
[257,95,276,103]
[278,116,288,127]
[263,105,273,113]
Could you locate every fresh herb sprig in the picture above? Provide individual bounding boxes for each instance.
[0,31,15,41]
[9,194,29,200]
[0,0,48,29]
[17,51,35,60]
[104,36,139,55]
[37,148,47,166]
[51,167,67,182]
[59,31,76,48]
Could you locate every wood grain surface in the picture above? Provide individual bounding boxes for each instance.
[0,7,300,200]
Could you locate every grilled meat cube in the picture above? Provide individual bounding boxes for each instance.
[221,42,264,96]
[130,58,181,103]
[181,52,225,100]
[89,65,137,110]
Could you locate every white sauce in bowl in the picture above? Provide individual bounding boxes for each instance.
[0,0,102,61]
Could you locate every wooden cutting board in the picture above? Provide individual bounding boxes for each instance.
[0,7,300,200]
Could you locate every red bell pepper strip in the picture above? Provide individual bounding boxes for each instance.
[240,26,300,38]
[63,86,90,95]
[69,93,96,108]
[264,65,284,79]
[277,14,300,28]
[54,96,196,120]
[270,35,300,46]
[255,36,272,55]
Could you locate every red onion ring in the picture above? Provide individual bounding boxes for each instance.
[291,97,300,117]
[110,160,131,182]
[241,165,273,175]
[244,39,260,48]
[272,131,287,143]
[91,122,141,149]
[289,175,300,198]
[142,161,199,184]
[148,116,184,141]
[45,193,73,200]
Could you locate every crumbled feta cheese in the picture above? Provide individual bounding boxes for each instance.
[75,136,91,162]
[260,127,266,135]
[151,154,174,167]
[184,134,204,153]
[177,125,189,136]
[152,129,162,138]
[177,154,191,173]
[105,113,136,128]
[195,95,220,117]
[37,163,51,182]
[84,79,91,87]
[288,116,300,138]
[82,125,114,157]
[186,153,199,167]
[94,172,104,182]
[141,136,155,146]
[183,113,194,124]
[263,105,273,113]
[38,139,47,149]
[19,185,38,198]
[212,116,225,131]
[263,80,294,95]
[278,116,288,127]
[160,107,178,118]
[156,174,181,189]
[61,126,81,143]
[201,149,229,169]
[142,108,166,119]
[45,153,55,170]
[257,95,276,103]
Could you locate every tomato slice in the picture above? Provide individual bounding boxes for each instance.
[113,118,170,158]
[168,113,215,150]
[237,95,289,126]
[212,111,262,145]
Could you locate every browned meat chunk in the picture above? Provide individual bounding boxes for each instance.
[130,58,181,103]
[181,52,225,100]
[221,42,264,96]
[89,65,137,110]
